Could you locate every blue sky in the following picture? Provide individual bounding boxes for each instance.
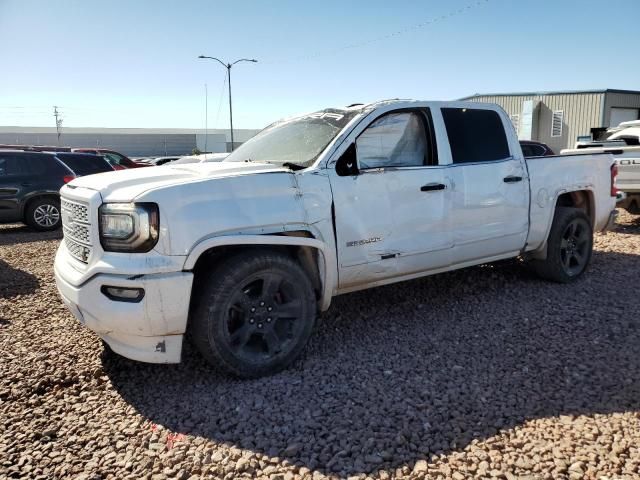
[0,0,638,129]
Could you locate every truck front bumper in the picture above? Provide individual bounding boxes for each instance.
[54,245,193,363]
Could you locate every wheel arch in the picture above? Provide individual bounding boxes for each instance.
[554,189,595,226]
[184,233,336,311]
[528,188,595,261]
[21,191,60,219]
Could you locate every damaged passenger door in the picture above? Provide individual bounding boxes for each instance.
[329,108,453,290]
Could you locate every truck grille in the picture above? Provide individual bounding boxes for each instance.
[63,222,90,244]
[61,198,92,263]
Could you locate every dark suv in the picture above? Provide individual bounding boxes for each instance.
[72,148,150,169]
[53,152,114,177]
[0,151,76,231]
[0,151,115,231]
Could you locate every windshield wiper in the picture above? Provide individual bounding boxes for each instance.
[282,162,305,171]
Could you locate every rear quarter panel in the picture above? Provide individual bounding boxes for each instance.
[525,153,616,252]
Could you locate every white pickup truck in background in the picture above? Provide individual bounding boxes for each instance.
[54,100,618,378]
[563,119,640,213]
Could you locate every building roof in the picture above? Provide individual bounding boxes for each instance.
[459,88,640,100]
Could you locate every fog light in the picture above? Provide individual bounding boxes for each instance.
[101,285,145,303]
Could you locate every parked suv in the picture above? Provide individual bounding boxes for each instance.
[72,148,150,169]
[53,152,115,176]
[0,151,74,230]
[519,140,555,157]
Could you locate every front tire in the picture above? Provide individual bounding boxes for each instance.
[531,207,593,283]
[190,250,316,378]
[25,197,61,231]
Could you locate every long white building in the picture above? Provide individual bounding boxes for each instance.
[0,127,261,156]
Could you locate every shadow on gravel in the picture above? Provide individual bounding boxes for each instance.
[614,220,640,235]
[0,225,62,246]
[0,259,39,300]
[104,249,640,477]
[613,210,640,235]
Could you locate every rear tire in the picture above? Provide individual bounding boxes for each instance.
[531,207,593,283]
[624,198,640,215]
[190,250,316,378]
[25,197,61,231]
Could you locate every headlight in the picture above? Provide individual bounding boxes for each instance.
[99,203,159,252]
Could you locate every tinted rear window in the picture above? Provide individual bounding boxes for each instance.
[441,108,510,164]
[56,154,112,175]
[0,152,64,175]
[0,153,26,175]
[521,144,548,157]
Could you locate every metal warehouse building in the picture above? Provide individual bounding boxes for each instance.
[461,89,640,153]
[0,127,260,157]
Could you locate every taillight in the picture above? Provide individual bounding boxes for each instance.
[63,175,75,184]
[610,163,619,197]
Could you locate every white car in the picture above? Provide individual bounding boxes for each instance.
[54,99,617,378]
[170,153,228,164]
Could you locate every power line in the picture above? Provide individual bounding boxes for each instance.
[266,0,491,64]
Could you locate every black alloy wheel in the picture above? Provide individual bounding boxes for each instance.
[190,250,316,378]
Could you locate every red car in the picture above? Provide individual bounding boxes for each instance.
[72,148,151,169]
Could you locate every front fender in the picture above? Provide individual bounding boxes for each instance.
[183,234,336,311]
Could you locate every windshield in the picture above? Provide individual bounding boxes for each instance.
[225,108,360,168]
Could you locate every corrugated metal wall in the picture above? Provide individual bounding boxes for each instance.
[466,93,603,152]
[603,93,640,127]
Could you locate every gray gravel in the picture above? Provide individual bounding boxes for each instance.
[1,211,640,480]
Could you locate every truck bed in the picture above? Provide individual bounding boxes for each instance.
[525,153,615,252]
[562,145,640,193]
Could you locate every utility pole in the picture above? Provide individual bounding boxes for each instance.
[53,106,63,146]
[204,83,208,153]
[198,56,257,151]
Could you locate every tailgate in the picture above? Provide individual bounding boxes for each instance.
[617,157,640,192]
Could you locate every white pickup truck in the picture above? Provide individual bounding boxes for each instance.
[54,100,618,378]
[562,120,640,214]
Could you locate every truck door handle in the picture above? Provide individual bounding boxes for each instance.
[503,176,523,183]
[420,183,446,192]
[20,182,32,187]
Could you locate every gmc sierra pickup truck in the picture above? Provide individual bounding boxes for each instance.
[54,100,618,378]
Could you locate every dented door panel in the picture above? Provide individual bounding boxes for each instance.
[330,171,398,288]
[384,167,452,274]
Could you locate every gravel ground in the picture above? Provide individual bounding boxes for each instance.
[1,210,640,480]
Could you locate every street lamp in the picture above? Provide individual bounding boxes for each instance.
[198,55,257,151]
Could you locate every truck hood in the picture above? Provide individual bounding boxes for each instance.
[67,161,288,201]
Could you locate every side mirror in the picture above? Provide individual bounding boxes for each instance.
[335,143,359,176]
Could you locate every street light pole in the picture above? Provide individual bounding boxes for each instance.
[227,66,233,149]
[198,55,257,151]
